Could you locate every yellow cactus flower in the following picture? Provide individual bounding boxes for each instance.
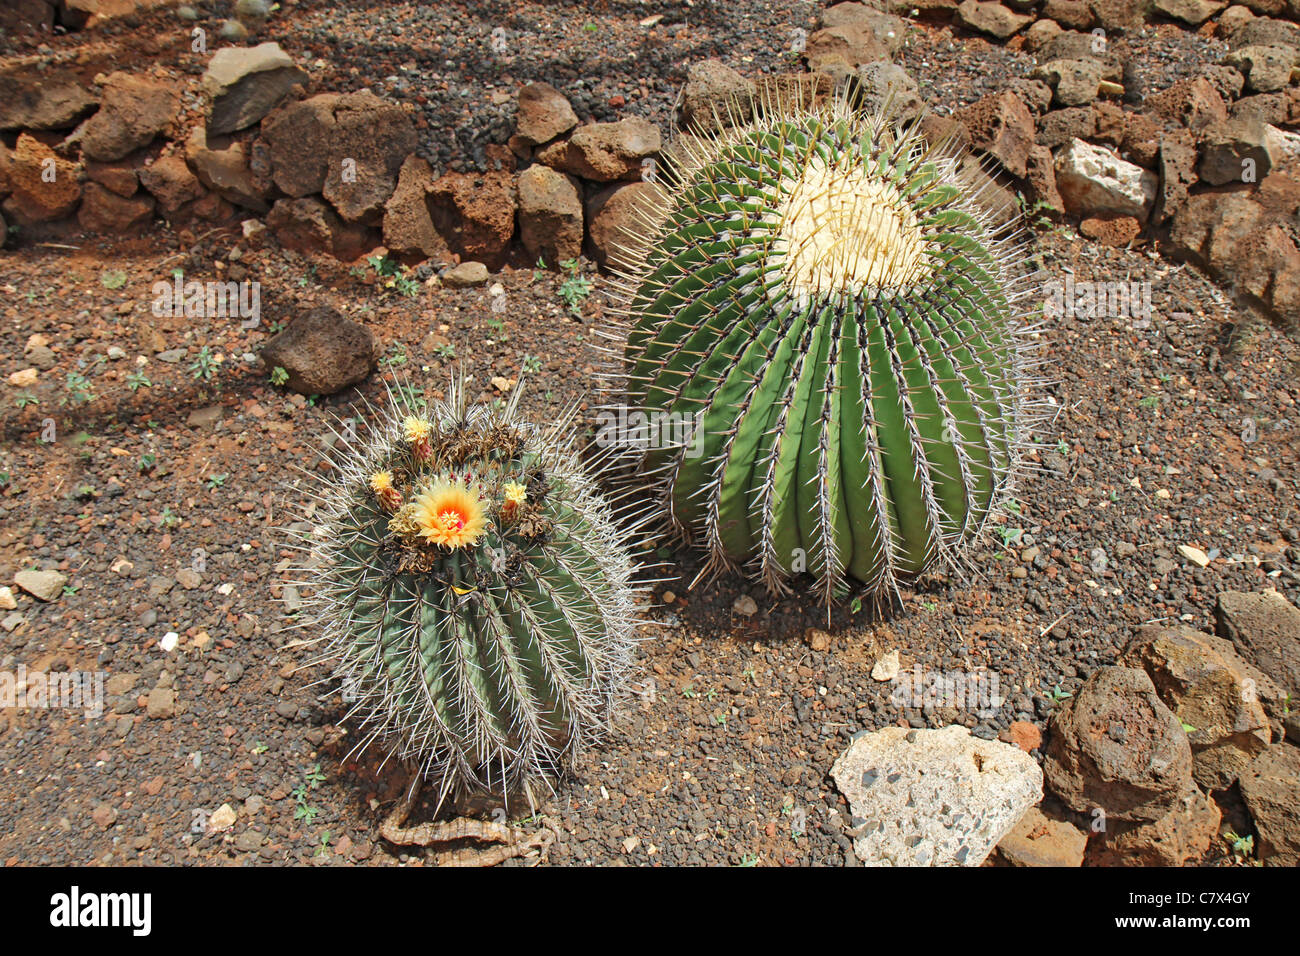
[410,481,486,548]
[368,470,403,511]
[403,416,434,463]
[503,482,527,506]
[402,417,431,442]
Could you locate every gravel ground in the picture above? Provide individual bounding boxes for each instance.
[0,1,1297,866]
[1,221,1295,866]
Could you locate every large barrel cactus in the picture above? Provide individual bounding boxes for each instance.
[294,378,640,803]
[608,93,1039,606]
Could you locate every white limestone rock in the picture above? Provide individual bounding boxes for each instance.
[831,725,1044,866]
[1055,138,1158,222]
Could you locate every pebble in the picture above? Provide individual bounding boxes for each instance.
[27,346,55,369]
[106,674,138,696]
[208,804,237,832]
[804,628,831,652]
[871,649,901,682]
[234,830,264,851]
[146,687,176,719]
[1007,720,1043,752]
[443,261,490,287]
[732,594,758,617]
[14,569,67,602]
[91,804,118,829]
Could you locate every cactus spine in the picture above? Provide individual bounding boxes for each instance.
[606,92,1045,606]
[291,379,641,804]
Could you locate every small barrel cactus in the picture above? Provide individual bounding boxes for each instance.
[609,92,1041,606]
[295,378,640,804]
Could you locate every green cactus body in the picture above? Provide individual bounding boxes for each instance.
[610,94,1038,605]
[296,380,639,802]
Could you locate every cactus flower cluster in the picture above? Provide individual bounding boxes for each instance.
[294,379,641,804]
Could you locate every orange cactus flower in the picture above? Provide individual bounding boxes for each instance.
[410,481,486,548]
